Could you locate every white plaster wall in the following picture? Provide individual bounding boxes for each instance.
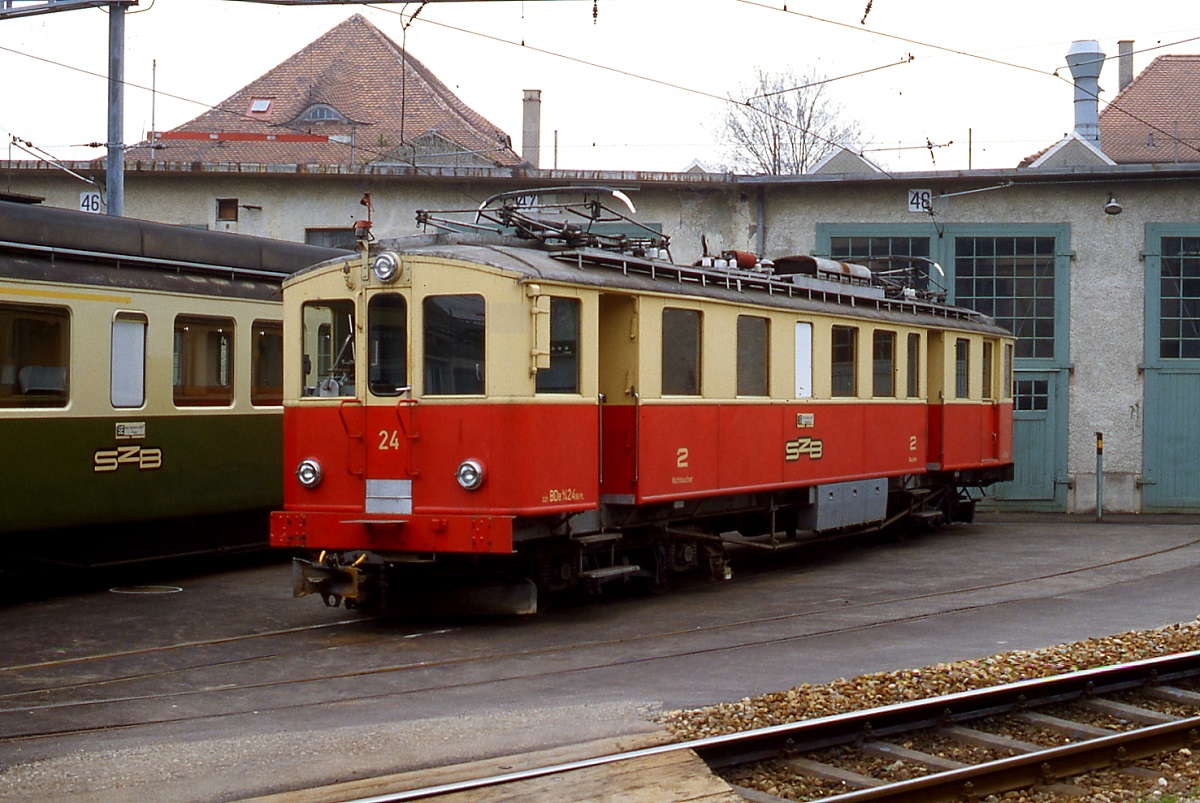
[761,180,1156,513]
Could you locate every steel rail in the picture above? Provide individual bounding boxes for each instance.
[816,717,1200,803]
[693,648,1200,769]
[337,650,1200,802]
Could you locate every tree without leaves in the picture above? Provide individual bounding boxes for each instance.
[719,67,863,175]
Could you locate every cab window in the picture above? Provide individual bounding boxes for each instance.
[368,295,408,396]
[424,295,485,395]
[302,300,355,397]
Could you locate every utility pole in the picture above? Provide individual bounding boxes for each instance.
[0,1,136,216]
[106,1,125,215]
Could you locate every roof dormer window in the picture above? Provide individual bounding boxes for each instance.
[300,104,346,123]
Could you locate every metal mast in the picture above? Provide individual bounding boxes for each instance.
[1,1,136,216]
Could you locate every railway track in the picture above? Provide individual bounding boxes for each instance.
[332,651,1200,802]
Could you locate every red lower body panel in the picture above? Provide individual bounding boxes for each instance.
[272,399,1012,556]
[604,401,939,503]
[271,510,512,553]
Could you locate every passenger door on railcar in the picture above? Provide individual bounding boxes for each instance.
[597,294,639,501]
[925,330,947,470]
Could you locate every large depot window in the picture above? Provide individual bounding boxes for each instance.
[424,294,485,395]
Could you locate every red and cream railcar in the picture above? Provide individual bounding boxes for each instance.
[271,191,1013,612]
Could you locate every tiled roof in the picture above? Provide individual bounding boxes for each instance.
[125,14,522,168]
[1100,55,1200,164]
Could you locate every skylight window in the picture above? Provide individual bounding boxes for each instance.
[248,99,272,114]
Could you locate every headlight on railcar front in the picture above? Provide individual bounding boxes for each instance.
[296,458,324,488]
[455,459,485,491]
[371,252,400,283]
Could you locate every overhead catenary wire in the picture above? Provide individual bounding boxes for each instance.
[3,4,1200,176]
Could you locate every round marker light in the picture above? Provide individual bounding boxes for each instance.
[455,459,485,491]
[371,252,400,283]
[296,458,324,488]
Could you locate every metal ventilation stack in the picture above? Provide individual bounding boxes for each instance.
[1066,39,1106,143]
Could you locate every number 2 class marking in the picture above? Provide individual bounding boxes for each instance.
[676,447,689,468]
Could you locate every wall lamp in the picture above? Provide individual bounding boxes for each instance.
[1104,194,1122,215]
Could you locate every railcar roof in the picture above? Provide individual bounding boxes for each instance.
[0,202,350,301]
[305,232,1010,337]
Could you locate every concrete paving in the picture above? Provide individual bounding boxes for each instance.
[1,515,1199,802]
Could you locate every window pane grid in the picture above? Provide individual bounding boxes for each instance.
[830,236,933,290]
[1014,378,1049,411]
[1160,237,1200,359]
[955,236,1056,359]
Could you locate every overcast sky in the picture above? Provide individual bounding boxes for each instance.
[1,0,1197,176]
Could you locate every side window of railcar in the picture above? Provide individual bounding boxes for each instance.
[174,316,234,407]
[906,332,921,398]
[872,330,896,397]
[302,301,356,397]
[831,325,857,397]
[0,303,69,408]
[954,338,970,399]
[795,322,813,398]
[111,312,147,408]
[368,295,408,396]
[736,315,769,397]
[1003,343,1014,399]
[662,307,701,396]
[982,340,994,400]
[536,297,581,394]
[424,295,485,396]
[251,320,284,406]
